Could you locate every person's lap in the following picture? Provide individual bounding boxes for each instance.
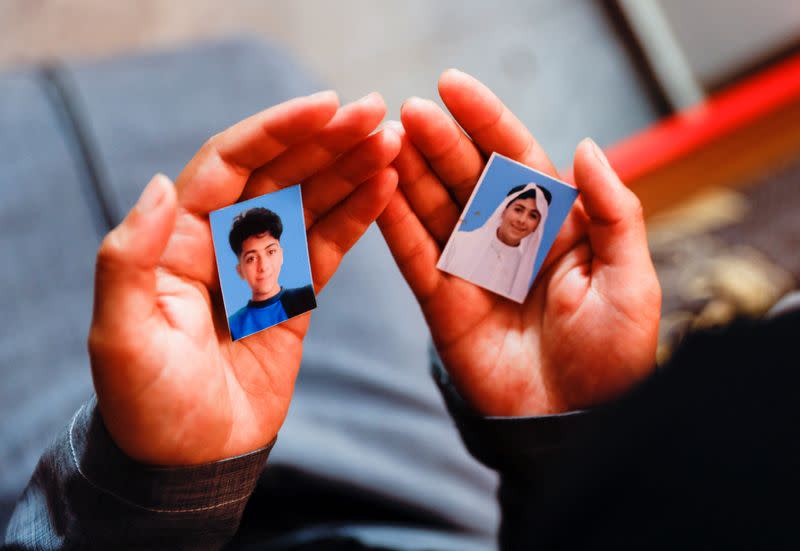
[0,38,497,538]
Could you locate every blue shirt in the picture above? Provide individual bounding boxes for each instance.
[228,289,289,340]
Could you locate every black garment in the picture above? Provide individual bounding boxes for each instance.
[279,285,317,318]
[492,310,800,550]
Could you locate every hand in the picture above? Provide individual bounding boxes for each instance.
[378,70,661,416]
[89,92,400,465]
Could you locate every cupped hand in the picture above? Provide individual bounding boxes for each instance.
[89,92,401,465]
[378,70,661,416]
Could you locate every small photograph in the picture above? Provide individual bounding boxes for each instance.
[209,185,316,341]
[437,152,579,303]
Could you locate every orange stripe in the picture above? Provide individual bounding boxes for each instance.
[563,52,800,184]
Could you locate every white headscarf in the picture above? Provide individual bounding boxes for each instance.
[438,182,549,303]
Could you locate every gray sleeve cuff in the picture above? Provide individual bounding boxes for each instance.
[5,397,274,549]
[73,396,273,513]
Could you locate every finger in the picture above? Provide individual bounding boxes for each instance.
[376,188,444,305]
[388,120,461,246]
[306,167,398,292]
[176,91,339,214]
[243,92,387,199]
[438,69,558,177]
[301,126,401,227]
[92,174,177,330]
[572,138,649,270]
[400,96,484,206]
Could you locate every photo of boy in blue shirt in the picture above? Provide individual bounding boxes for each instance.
[227,207,316,340]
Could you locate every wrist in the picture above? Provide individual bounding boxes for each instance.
[76,397,273,511]
[95,395,280,467]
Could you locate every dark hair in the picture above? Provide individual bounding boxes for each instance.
[228,207,283,256]
[506,184,552,207]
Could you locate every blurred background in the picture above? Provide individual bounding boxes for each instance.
[1,0,799,538]
[0,0,665,167]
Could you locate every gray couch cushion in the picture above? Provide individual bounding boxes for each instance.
[0,71,98,521]
[62,38,325,220]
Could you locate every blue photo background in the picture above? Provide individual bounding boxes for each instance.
[456,153,579,288]
[209,185,314,318]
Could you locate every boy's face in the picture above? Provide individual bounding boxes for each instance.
[498,198,541,246]
[236,232,284,301]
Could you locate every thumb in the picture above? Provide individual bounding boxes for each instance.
[92,173,177,332]
[573,138,649,270]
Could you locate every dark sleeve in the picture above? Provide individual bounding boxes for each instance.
[434,310,800,550]
[281,285,317,318]
[4,396,272,550]
[430,349,597,551]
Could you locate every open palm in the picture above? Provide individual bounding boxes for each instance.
[378,71,661,417]
[89,91,401,465]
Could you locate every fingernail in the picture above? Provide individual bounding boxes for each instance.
[309,89,338,101]
[587,138,612,171]
[401,96,425,112]
[357,91,381,103]
[381,121,405,139]
[382,119,403,132]
[136,173,169,213]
